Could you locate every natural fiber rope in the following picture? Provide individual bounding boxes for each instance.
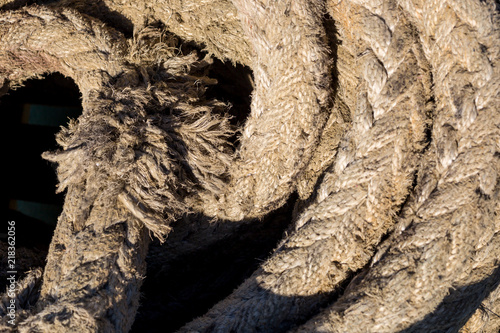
[0,8,146,332]
[188,0,332,220]
[461,277,500,333]
[292,0,500,331]
[1,0,334,222]
[0,4,238,239]
[45,0,254,66]
[0,5,234,331]
[178,1,433,331]
[0,0,333,330]
[41,0,333,223]
[1,0,499,332]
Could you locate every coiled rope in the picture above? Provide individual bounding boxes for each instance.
[0,0,498,332]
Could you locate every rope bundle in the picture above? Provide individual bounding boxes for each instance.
[0,0,499,332]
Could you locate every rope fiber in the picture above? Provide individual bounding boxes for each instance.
[0,0,499,332]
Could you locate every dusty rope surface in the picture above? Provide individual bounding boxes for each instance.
[0,0,333,330]
[188,0,332,220]
[1,0,499,332]
[178,1,433,331]
[293,0,500,332]
[34,0,333,222]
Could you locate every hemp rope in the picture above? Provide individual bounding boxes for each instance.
[292,0,500,332]
[178,1,434,331]
[45,0,333,222]
[0,5,233,331]
[0,0,499,332]
[46,0,254,66]
[1,0,333,330]
[462,279,500,333]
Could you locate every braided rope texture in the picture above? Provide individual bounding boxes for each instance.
[293,0,500,332]
[0,0,333,330]
[0,0,499,332]
[178,1,434,331]
[31,0,333,222]
[189,0,332,221]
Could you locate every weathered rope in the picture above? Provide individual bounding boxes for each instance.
[0,9,147,332]
[42,0,333,223]
[461,277,500,333]
[0,0,498,332]
[44,0,254,66]
[0,6,233,331]
[188,0,332,220]
[1,0,334,223]
[0,5,236,239]
[292,0,500,331]
[0,0,334,330]
[178,1,433,331]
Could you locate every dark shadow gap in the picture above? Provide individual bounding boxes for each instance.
[1,73,83,291]
[131,194,296,333]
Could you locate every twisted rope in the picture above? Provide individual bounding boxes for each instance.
[462,278,500,332]
[178,1,434,331]
[0,6,233,331]
[40,0,332,222]
[189,0,332,220]
[293,0,500,331]
[52,0,253,66]
[0,0,333,330]
[0,0,498,332]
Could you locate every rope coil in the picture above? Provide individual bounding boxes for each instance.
[1,0,499,332]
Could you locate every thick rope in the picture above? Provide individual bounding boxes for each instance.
[45,0,253,66]
[0,6,233,331]
[0,5,236,239]
[178,1,433,331]
[0,0,498,332]
[0,5,126,95]
[38,0,333,222]
[461,277,500,333]
[293,0,500,331]
[0,0,334,330]
[0,0,252,69]
[188,0,332,220]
